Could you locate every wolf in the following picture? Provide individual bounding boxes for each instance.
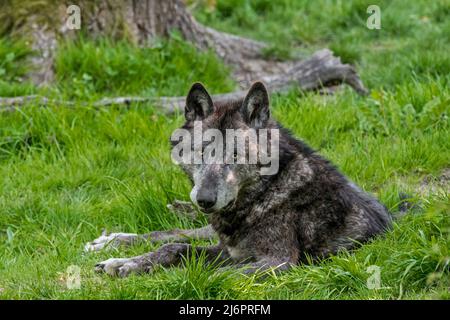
[89,82,392,277]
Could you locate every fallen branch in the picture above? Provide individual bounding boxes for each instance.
[0,49,368,113]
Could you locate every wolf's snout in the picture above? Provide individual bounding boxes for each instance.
[196,190,217,211]
[197,198,216,210]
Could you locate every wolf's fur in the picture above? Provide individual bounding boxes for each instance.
[92,82,391,277]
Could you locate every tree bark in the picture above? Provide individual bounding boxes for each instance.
[21,16,58,85]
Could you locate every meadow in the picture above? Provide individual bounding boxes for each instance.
[0,0,448,299]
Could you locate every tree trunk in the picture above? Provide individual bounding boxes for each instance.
[20,16,58,85]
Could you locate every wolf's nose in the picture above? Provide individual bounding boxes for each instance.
[196,188,217,211]
[197,199,215,210]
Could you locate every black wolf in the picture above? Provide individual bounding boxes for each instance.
[90,82,391,277]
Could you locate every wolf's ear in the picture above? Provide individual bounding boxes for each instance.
[185,83,214,121]
[241,81,270,128]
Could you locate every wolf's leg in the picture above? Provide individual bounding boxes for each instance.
[84,231,141,252]
[84,225,215,252]
[95,243,230,277]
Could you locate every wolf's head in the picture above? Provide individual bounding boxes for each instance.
[171,82,279,213]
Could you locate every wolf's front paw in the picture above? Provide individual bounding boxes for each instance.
[84,232,139,252]
[95,258,149,277]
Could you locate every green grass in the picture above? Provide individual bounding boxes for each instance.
[0,0,449,299]
[54,35,235,99]
[0,38,36,96]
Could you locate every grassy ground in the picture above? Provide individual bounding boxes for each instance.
[0,0,449,299]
